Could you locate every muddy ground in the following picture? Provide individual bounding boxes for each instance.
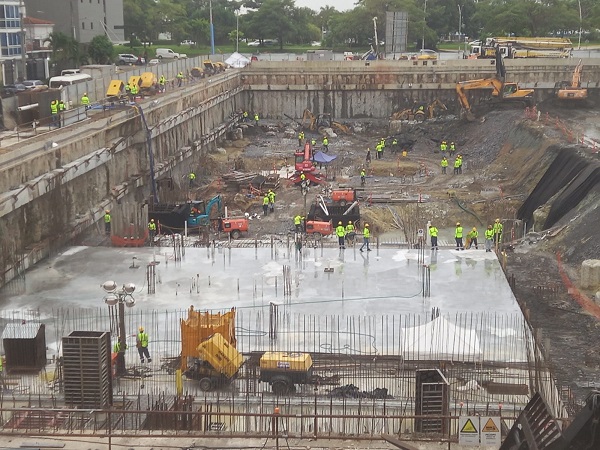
[183,105,600,408]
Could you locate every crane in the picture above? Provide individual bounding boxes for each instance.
[455,49,534,120]
[556,59,587,100]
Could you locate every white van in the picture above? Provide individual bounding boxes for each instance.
[156,48,187,59]
[48,73,92,88]
[61,69,81,76]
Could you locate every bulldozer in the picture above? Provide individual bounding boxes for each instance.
[391,105,426,122]
[556,59,587,101]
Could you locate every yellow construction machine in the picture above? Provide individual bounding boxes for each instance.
[556,60,587,101]
[259,351,314,395]
[106,80,126,100]
[456,50,534,120]
[300,110,351,134]
[391,106,426,122]
[427,99,448,119]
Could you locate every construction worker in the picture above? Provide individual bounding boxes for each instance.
[336,221,346,249]
[131,83,139,100]
[50,99,59,127]
[104,210,111,235]
[58,99,66,114]
[441,157,448,174]
[392,137,398,151]
[485,225,494,252]
[300,172,306,182]
[113,340,127,353]
[298,130,305,147]
[345,221,355,244]
[379,138,386,157]
[254,112,259,126]
[268,189,275,212]
[449,142,456,157]
[158,75,166,93]
[455,222,464,251]
[243,111,248,121]
[376,142,383,160]
[360,167,366,186]
[124,82,131,99]
[453,157,460,175]
[294,215,304,232]
[262,193,269,215]
[136,326,152,363]
[440,140,447,154]
[366,148,371,165]
[429,224,439,250]
[360,223,371,252]
[457,155,463,174]
[493,218,503,244]
[322,136,329,152]
[468,227,478,249]
[80,93,90,109]
[188,171,196,188]
[148,219,157,242]
[176,71,184,87]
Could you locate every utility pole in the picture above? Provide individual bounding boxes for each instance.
[209,0,215,55]
[577,0,582,49]
[421,0,427,51]
[457,4,462,59]
[236,10,239,53]
[373,17,379,56]
[19,0,26,81]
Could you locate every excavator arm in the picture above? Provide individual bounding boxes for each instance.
[456,78,504,120]
[572,60,583,88]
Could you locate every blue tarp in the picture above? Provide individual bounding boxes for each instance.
[313,151,337,164]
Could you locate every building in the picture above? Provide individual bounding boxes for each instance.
[23,0,124,44]
[24,16,53,51]
[0,0,24,83]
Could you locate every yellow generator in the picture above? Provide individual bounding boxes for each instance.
[180,307,236,369]
[183,333,243,391]
[259,352,313,395]
[106,80,125,100]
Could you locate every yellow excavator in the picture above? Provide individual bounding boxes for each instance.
[390,99,448,122]
[301,109,352,134]
[556,59,587,100]
[456,50,534,121]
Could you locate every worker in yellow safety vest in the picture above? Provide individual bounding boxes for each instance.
[104,210,111,235]
[336,221,346,249]
[136,326,151,363]
[455,222,464,250]
[441,157,448,174]
[360,223,371,252]
[493,219,503,244]
[294,215,304,232]
[485,225,494,252]
[262,194,269,215]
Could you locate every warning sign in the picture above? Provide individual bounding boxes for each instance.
[417,228,424,237]
[458,416,480,445]
[481,416,501,446]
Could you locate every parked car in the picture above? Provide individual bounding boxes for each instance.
[156,48,187,59]
[148,59,160,66]
[1,84,26,96]
[118,53,144,65]
[417,49,438,60]
[23,80,45,89]
[248,39,278,47]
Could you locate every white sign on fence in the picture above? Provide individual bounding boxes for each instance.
[458,416,480,445]
[480,416,502,446]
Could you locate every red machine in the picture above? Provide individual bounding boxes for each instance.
[305,220,333,238]
[218,217,249,239]
[331,189,357,206]
[290,142,326,185]
[295,142,316,173]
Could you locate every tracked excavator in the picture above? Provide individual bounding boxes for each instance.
[456,49,534,121]
[556,60,587,101]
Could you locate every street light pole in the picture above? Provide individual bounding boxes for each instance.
[577,0,582,50]
[421,0,427,50]
[19,0,26,81]
[102,281,136,377]
[209,0,215,55]
[457,4,462,59]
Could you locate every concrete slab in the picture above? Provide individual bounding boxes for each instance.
[0,245,526,365]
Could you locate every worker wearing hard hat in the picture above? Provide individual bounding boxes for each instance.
[136,326,152,363]
[148,219,157,243]
[467,227,478,250]
[336,221,346,249]
[455,222,464,251]
[360,223,371,252]
[104,210,111,235]
[493,218,503,244]
[485,225,494,252]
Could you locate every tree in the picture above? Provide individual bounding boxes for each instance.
[88,35,115,64]
[45,32,85,71]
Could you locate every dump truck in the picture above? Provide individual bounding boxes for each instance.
[183,333,243,391]
[148,195,223,234]
[259,352,313,395]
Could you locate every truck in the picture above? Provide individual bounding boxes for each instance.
[218,216,249,239]
[183,333,243,391]
[148,195,223,234]
[469,36,572,59]
[259,352,313,395]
